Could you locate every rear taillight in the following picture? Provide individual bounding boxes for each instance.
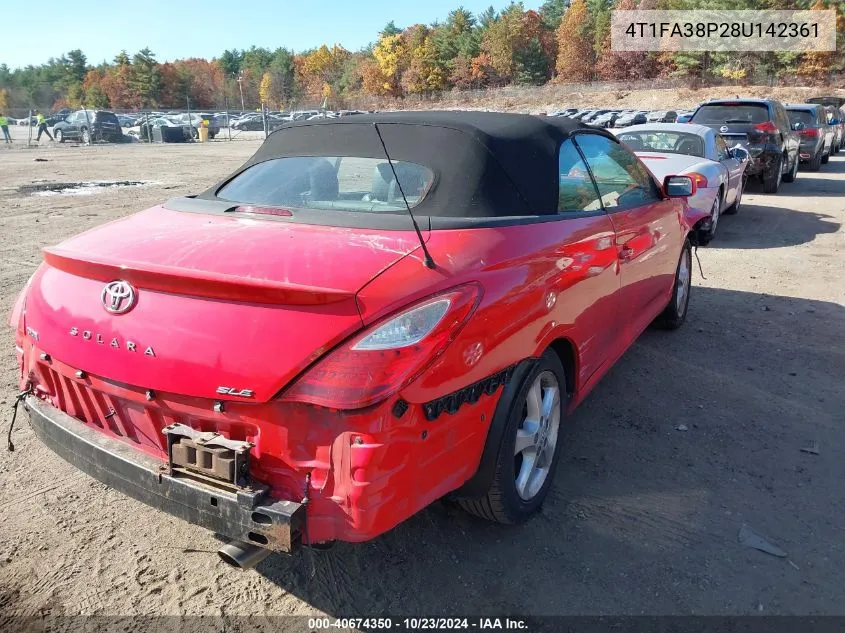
[687,172,709,188]
[10,285,29,377]
[800,128,820,138]
[11,290,26,349]
[753,121,779,134]
[280,284,482,409]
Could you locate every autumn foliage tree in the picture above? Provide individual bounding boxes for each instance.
[555,0,594,83]
[797,0,835,84]
[594,0,654,80]
[0,1,840,113]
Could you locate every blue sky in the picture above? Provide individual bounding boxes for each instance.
[4,0,544,70]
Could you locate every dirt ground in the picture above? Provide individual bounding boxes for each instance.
[0,123,844,624]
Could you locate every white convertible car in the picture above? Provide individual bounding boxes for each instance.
[615,123,750,244]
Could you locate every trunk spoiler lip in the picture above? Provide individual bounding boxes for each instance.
[42,247,356,306]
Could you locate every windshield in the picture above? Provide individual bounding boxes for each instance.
[692,104,769,124]
[617,131,705,157]
[217,156,435,213]
[787,110,816,126]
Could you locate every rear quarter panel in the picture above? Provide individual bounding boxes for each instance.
[357,217,621,409]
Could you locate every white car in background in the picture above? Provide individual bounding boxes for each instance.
[615,123,750,244]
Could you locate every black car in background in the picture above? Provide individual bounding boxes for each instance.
[786,104,833,171]
[690,99,799,193]
[53,110,123,143]
[614,111,648,127]
[646,110,678,123]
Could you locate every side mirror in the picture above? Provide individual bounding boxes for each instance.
[792,121,805,131]
[732,146,750,162]
[664,175,695,198]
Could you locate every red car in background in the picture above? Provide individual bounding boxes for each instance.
[10,112,703,569]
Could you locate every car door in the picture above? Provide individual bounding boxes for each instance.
[551,138,622,386]
[574,131,683,341]
[65,112,81,139]
[716,134,742,205]
[775,102,799,165]
[822,109,835,152]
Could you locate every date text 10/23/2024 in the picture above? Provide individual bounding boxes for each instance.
[307,618,529,631]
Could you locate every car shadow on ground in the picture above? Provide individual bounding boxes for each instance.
[742,154,845,199]
[709,203,840,249]
[251,287,845,618]
[771,153,845,198]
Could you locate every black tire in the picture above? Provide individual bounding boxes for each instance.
[821,149,830,165]
[782,153,798,183]
[455,349,567,524]
[761,155,782,193]
[808,148,822,172]
[55,129,64,143]
[656,241,692,330]
[697,193,721,245]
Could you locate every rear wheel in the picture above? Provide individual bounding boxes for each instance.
[456,350,566,524]
[724,175,745,215]
[808,148,822,171]
[697,194,721,245]
[761,155,782,193]
[821,148,830,164]
[81,127,90,144]
[657,241,692,330]
[782,153,798,183]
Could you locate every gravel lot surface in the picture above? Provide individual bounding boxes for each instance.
[1,134,843,623]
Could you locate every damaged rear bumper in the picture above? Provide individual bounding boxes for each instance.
[25,395,305,553]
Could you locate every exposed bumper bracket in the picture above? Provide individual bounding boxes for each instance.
[25,396,304,553]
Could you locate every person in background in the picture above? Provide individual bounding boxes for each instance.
[0,113,11,142]
[35,110,53,142]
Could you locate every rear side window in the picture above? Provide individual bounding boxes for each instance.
[557,139,602,212]
[787,110,816,126]
[95,112,119,124]
[573,134,661,210]
[692,104,769,124]
[217,156,435,213]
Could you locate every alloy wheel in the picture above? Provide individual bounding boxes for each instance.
[676,247,691,315]
[708,196,719,236]
[514,371,561,501]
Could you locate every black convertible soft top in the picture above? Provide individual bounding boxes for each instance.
[198,111,615,218]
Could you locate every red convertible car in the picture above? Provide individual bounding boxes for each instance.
[10,112,702,569]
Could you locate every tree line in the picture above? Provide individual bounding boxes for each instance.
[0,0,842,114]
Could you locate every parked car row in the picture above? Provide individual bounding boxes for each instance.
[594,95,844,245]
[548,108,679,128]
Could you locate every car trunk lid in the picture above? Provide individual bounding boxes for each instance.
[635,152,707,179]
[25,205,422,403]
[691,102,772,146]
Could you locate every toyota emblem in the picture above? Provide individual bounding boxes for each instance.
[720,125,729,133]
[101,280,137,314]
